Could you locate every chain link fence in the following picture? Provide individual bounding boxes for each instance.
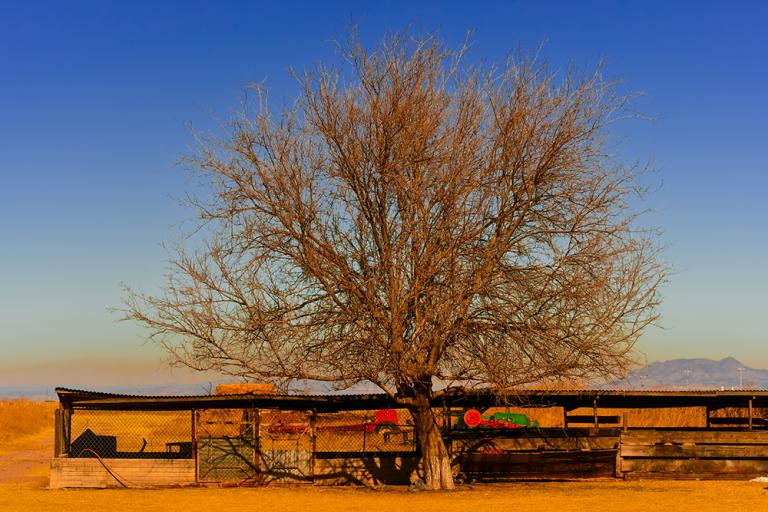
[67,407,416,463]
[69,409,193,459]
[315,409,415,453]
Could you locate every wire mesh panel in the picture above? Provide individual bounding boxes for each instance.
[259,409,312,481]
[315,409,415,453]
[69,409,192,458]
[196,408,256,482]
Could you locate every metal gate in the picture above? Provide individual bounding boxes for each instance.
[258,409,313,482]
[196,409,257,483]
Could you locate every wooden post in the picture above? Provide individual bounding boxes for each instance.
[63,406,72,456]
[563,407,568,430]
[54,407,63,457]
[593,399,599,429]
[749,399,754,431]
[442,400,449,432]
[254,408,261,474]
[191,409,198,483]
[705,405,710,429]
[309,409,317,481]
[622,411,628,432]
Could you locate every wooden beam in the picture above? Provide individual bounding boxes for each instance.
[310,409,317,482]
[63,406,72,456]
[192,409,198,483]
[622,443,768,459]
[593,399,599,429]
[621,429,768,445]
[622,458,768,476]
[254,409,261,475]
[54,407,63,457]
[749,398,754,430]
[707,417,768,426]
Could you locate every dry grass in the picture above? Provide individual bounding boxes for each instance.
[71,410,191,454]
[2,480,768,512]
[0,400,57,453]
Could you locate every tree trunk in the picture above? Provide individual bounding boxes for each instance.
[410,404,455,490]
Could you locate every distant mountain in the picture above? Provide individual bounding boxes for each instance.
[612,357,768,389]
[4,357,767,400]
[0,383,219,400]
[0,380,366,400]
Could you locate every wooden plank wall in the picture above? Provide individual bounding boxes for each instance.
[620,430,768,479]
[50,458,196,489]
[458,450,617,479]
[449,429,620,480]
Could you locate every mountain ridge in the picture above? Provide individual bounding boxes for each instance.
[612,357,768,389]
[3,357,767,399]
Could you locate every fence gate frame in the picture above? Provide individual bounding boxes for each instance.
[195,408,259,484]
[257,408,314,483]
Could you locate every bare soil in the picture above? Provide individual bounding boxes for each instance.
[0,430,52,486]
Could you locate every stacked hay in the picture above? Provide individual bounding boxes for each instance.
[214,383,277,395]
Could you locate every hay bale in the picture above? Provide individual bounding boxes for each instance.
[214,383,277,395]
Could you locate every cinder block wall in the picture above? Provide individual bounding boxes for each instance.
[49,458,196,488]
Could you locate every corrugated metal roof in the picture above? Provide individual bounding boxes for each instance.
[55,386,768,413]
[54,386,386,401]
[55,386,768,399]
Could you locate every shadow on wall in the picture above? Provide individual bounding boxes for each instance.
[313,454,420,485]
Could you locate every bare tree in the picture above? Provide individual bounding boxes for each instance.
[124,32,665,489]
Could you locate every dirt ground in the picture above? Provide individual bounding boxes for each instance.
[0,428,52,485]
[1,404,767,511]
[0,479,766,512]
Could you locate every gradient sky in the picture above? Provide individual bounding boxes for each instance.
[1,1,766,389]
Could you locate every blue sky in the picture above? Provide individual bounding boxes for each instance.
[1,1,766,388]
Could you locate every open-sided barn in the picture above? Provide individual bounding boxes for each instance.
[50,387,768,488]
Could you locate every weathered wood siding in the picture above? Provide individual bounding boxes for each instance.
[49,458,196,488]
[449,429,619,453]
[620,429,768,479]
[449,428,620,480]
[458,450,617,479]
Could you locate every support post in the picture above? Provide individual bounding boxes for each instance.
[310,409,317,481]
[192,409,198,483]
[63,406,72,456]
[54,406,63,457]
[254,408,261,474]
[749,398,754,430]
[593,399,599,429]
[622,411,628,432]
[442,400,449,432]
[705,405,710,429]
[563,407,568,430]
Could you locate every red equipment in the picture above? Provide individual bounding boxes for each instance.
[463,409,482,427]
